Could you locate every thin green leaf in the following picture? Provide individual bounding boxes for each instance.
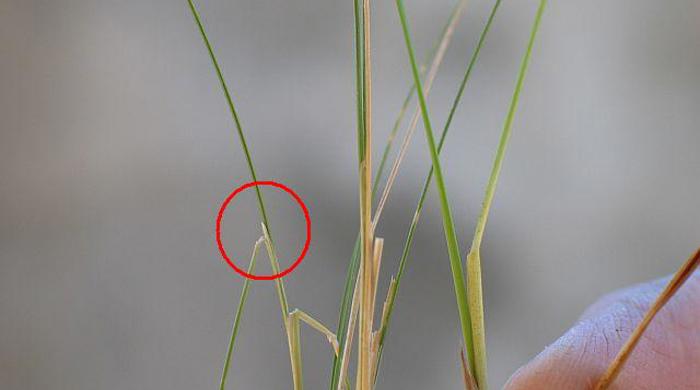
[187,1,299,386]
[466,2,547,387]
[394,0,476,383]
[353,0,366,163]
[186,0,273,235]
[219,237,265,390]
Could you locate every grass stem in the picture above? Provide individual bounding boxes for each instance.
[187,2,300,387]
[357,0,374,387]
[186,0,272,235]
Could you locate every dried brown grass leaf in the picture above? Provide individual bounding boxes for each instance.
[594,247,700,390]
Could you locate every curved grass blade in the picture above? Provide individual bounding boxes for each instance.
[395,0,475,383]
[187,3,298,384]
[186,0,273,236]
[373,2,504,383]
[219,237,265,390]
[465,2,547,386]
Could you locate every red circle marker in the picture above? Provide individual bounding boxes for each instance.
[216,181,311,280]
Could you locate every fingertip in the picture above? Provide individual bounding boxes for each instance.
[504,320,608,390]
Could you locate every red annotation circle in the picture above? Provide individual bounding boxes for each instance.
[216,181,311,280]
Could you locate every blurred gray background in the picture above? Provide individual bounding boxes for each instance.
[1,0,699,388]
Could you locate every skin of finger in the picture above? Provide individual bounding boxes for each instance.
[504,273,700,390]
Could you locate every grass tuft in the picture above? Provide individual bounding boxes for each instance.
[189,0,549,387]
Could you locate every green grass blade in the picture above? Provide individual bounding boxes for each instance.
[187,1,300,386]
[465,2,546,387]
[186,0,273,238]
[353,0,366,163]
[219,237,265,390]
[470,0,547,251]
[394,0,476,382]
[373,0,503,383]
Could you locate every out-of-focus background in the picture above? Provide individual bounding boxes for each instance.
[1,0,699,388]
